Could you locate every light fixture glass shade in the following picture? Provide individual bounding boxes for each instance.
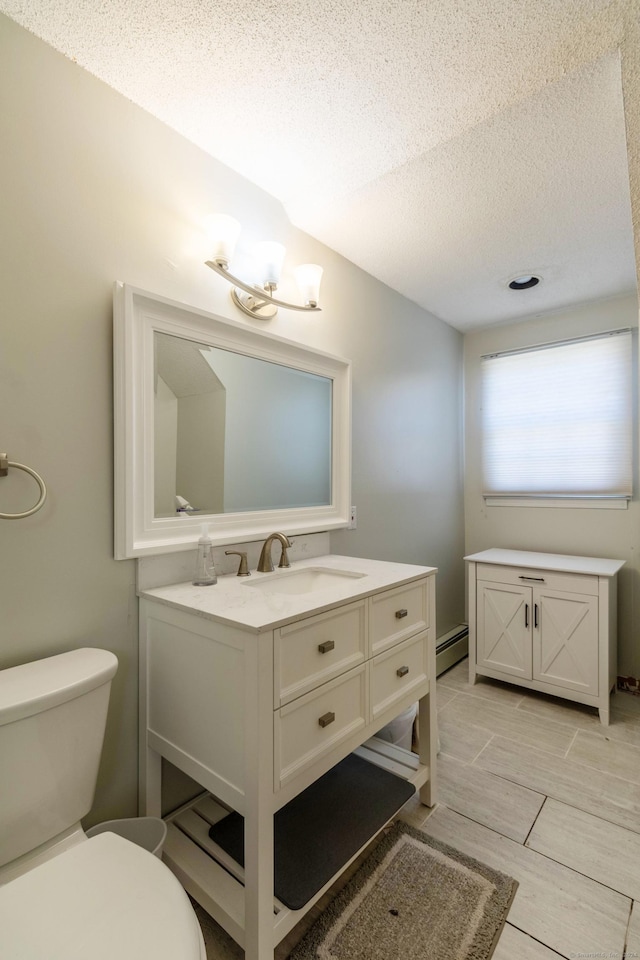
[294,264,323,307]
[255,241,286,287]
[204,214,241,267]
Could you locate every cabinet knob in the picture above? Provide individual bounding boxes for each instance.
[318,711,335,728]
[318,640,335,654]
[395,609,408,619]
[396,665,409,678]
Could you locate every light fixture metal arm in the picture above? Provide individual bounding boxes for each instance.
[205,260,321,313]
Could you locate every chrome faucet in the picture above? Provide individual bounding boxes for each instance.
[257,532,293,573]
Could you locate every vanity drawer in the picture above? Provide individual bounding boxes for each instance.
[275,600,367,706]
[371,632,428,722]
[476,563,598,597]
[369,580,429,656]
[275,664,368,788]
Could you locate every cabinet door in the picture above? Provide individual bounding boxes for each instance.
[533,588,598,695]
[477,581,532,679]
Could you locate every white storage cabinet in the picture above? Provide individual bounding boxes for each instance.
[466,549,624,725]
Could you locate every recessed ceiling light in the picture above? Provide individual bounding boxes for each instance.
[508,275,540,290]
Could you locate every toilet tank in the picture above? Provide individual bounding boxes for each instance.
[0,648,118,868]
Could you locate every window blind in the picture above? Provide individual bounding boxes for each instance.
[481,330,633,498]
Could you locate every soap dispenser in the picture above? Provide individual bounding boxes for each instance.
[193,524,217,586]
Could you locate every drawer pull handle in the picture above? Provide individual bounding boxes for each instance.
[318,640,335,654]
[396,665,409,678]
[318,711,335,728]
[519,575,545,582]
[395,609,408,619]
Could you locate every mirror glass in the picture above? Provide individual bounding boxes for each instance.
[114,284,351,558]
[154,332,332,517]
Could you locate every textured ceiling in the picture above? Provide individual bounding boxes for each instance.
[2,0,637,330]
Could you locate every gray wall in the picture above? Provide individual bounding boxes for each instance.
[0,15,465,823]
[330,292,465,636]
[464,294,640,675]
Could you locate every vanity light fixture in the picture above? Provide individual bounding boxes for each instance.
[204,213,323,320]
[508,274,541,290]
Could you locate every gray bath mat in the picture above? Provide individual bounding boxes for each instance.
[288,820,518,960]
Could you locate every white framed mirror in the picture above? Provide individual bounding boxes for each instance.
[113,283,351,558]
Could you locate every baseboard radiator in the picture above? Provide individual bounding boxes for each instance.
[435,624,469,677]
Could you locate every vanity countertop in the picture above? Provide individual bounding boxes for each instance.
[138,554,437,632]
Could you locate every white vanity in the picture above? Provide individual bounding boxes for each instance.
[138,554,437,960]
[466,548,624,724]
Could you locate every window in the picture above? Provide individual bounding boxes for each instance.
[481,330,633,501]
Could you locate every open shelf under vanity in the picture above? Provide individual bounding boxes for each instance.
[163,738,429,949]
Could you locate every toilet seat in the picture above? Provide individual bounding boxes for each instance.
[0,832,206,959]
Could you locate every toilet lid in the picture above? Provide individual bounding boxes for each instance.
[0,832,205,960]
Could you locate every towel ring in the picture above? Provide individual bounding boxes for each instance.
[0,454,47,519]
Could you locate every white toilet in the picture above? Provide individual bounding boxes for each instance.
[0,647,206,959]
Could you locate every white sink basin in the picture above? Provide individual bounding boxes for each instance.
[244,566,366,596]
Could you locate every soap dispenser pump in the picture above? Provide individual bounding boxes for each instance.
[193,524,217,586]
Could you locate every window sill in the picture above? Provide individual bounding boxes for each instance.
[484,497,629,510]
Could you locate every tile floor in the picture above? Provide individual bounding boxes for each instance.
[405,658,640,959]
[196,657,640,959]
